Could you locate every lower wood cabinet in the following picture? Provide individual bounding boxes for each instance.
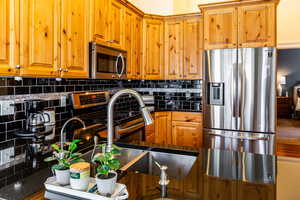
[148,111,203,148]
[171,121,202,148]
[154,112,172,145]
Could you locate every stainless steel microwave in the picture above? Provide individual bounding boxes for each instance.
[89,42,127,79]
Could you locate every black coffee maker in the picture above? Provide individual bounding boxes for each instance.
[25,99,50,138]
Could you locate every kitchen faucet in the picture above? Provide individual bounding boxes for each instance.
[106,89,153,152]
[60,117,86,158]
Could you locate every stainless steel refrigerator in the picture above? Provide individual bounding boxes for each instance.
[203,47,276,155]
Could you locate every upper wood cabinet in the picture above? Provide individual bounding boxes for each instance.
[90,0,124,49]
[0,0,18,76]
[132,15,143,79]
[143,18,164,80]
[60,0,89,78]
[203,7,238,49]
[90,0,109,45]
[19,0,59,77]
[183,17,203,79]
[164,19,184,80]
[108,0,124,49]
[201,0,278,49]
[238,3,276,48]
[125,9,142,80]
[164,15,203,80]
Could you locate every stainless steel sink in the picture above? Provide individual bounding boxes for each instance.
[82,147,145,168]
[127,150,198,179]
[81,145,197,180]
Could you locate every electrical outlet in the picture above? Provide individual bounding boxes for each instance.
[60,96,67,107]
[0,147,15,166]
[0,100,15,116]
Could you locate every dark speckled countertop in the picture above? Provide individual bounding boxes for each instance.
[0,140,282,200]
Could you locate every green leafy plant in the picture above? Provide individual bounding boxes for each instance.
[44,139,84,170]
[92,144,121,177]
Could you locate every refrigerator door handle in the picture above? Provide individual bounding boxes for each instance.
[207,132,270,141]
[237,49,243,118]
[232,62,238,118]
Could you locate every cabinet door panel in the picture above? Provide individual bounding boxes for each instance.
[172,121,202,148]
[124,9,134,79]
[164,20,184,80]
[132,15,142,79]
[238,3,276,48]
[204,7,238,49]
[61,0,89,78]
[0,0,18,76]
[20,0,59,77]
[154,112,171,145]
[109,0,124,49]
[143,19,164,80]
[90,0,109,44]
[184,17,203,79]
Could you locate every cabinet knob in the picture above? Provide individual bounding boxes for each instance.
[63,68,69,72]
[15,65,22,69]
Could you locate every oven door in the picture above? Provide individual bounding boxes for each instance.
[89,42,127,79]
[115,118,145,143]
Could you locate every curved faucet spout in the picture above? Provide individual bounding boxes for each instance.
[60,117,86,156]
[107,89,153,152]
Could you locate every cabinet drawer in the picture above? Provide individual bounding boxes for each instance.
[172,112,202,122]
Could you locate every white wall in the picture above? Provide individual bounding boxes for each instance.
[173,0,232,14]
[128,0,174,15]
[277,0,300,48]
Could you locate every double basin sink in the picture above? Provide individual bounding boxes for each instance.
[82,143,198,180]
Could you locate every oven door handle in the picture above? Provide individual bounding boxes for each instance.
[116,121,145,135]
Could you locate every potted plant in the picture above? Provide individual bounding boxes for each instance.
[44,139,84,185]
[92,144,121,195]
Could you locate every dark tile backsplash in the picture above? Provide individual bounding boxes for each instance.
[0,77,202,144]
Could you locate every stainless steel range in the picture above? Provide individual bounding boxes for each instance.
[70,91,146,144]
[203,47,276,155]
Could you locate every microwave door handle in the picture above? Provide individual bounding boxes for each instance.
[115,54,121,78]
[120,53,125,77]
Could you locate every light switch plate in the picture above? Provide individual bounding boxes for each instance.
[0,100,15,116]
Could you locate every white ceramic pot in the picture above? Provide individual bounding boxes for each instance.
[55,168,70,185]
[96,171,117,195]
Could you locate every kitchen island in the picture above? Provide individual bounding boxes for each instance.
[0,141,298,200]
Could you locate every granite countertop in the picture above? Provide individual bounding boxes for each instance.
[0,141,300,200]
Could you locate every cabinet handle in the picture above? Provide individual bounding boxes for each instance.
[58,68,68,72]
[15,65,22,69]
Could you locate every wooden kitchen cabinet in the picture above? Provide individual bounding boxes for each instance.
[90,0,124,49]
[164,19,184,80]
[60,0,89,78]
[183,17,203,79]
[172,121,202,148]
[201,0,278,49]
[143,18,164,80]
[125,9,142,80]
[89,0,109,45]
[238,3,276,48]
[164,15,203,80]
[236,182,275,200]
[0,0,19,76]
[19,0,60,77]
[145,113,155,143]
[171,112,203,148]
[203,7,238,49]
[108,0,125,49]
[154,112,172,145]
